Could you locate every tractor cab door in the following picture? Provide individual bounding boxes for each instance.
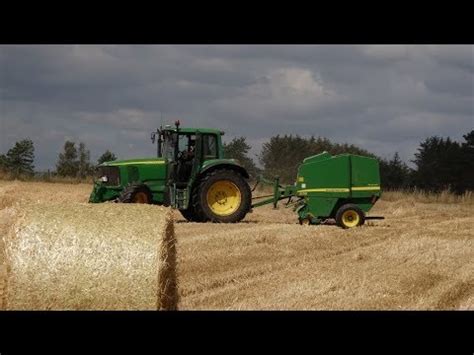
[174,133,199,187]
[189,133,202,181]
[176,132,218,184]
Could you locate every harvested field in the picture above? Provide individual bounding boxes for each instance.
[1,180,473,310]
[176,200,473,310]
[0,180,91,208]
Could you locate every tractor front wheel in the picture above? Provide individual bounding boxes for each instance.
[118,184,153,204]
[335,204,365,229]
[193,169,251,223]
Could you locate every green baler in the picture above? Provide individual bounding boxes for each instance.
[252,152,383,228]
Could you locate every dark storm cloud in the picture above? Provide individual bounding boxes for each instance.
[0,45,472,169]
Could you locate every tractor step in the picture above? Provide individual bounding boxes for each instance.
[175,188,187,209]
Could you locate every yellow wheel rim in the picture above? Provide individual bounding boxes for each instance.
[300,218,311,225]
[133,192,149,204]
[207,180,242,216]
[342,210,360,228]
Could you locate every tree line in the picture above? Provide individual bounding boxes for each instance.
[55,141,117,178]
[1,130,473,193]
[0,139,117,179]
[223,129,474,194]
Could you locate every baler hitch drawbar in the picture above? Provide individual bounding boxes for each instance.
[250,175,300,210]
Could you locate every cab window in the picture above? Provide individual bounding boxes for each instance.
[202,134,217,159]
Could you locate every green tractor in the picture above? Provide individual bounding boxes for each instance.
[89,121,252,223]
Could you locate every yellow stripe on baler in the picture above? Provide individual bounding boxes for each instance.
[297,186,380,194]
[298,188,350,193]
[351,186,381,191]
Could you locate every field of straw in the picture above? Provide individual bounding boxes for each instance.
[1,180,473,310]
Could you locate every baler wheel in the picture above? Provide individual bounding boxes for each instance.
[335,204,365,229]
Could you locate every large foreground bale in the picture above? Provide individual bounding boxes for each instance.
[0,206,17,309]
[1,202,178,310]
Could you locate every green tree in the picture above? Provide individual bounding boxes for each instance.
[5,139,35,177]
[260,135,313,183]
[0,154,8,171]
[56,141,79,177]
[97,150,117,165]
[77,142,92,178]
[412,136,465,193]
[460,130,474,191]
[462,130,474,148]
[223,137,260,178]
[379,152,412,190]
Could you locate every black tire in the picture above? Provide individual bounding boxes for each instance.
[118,184,153,204]
[190,186,210,222]
[335,203,365,229]
[179,205,206,222]
[193,169,251,223]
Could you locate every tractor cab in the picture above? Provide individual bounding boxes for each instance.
[153,121,223,188]
[148,121,250,218]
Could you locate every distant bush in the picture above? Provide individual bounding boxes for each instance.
[381,189,473,205]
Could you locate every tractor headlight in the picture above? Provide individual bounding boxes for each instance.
[96,166,120,186]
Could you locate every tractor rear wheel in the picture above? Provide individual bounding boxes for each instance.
[179,205,207,222]
[193,169,251,223]
[118,184,153,204]
[335,204,365,229]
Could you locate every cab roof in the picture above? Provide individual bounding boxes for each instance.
[161,127,224,135]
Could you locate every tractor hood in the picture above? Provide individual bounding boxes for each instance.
[100,158,166,167]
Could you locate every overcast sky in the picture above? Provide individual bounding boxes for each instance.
[0,45,472,170]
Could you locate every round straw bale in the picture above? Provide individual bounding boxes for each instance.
[1,202,178,310]
[0,206,19,310]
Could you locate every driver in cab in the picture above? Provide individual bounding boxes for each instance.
[180,139,195,162]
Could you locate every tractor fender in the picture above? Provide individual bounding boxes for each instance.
[198,159,250,180]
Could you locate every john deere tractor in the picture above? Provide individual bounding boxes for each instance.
[89,121,252,223]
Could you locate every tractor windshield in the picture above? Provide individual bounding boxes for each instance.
[162,131,196,161]
[162,131,176,161]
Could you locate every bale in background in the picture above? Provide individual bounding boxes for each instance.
[1,203,178,310]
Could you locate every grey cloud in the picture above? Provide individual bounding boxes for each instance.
[0,45,473,170]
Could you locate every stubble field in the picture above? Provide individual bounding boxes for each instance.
[1,180,473,310]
